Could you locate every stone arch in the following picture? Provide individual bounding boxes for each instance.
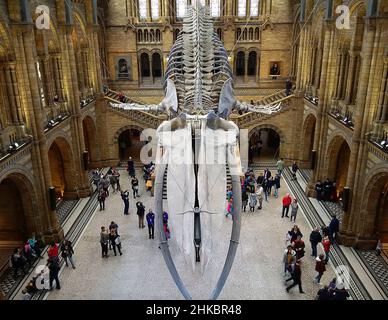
[0,169,40,260]
[47,136,77,199]
[114,125,146,161]
[236,51,245,76]
[82,115,98,167]
[301,113,317,163]
[359,168,388,243]
[140,51,151,79]
[325,135,351,191]
[247,51,257,76]
[248,124,286,143]
[152,51,163,79]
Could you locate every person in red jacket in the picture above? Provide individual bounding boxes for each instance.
[322,235,331,264]
[282,193,292,218]
[47,241,59,259]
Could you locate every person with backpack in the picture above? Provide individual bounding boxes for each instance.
[131,176,140,199]
[146,209,155,239]
[109,229,122,256]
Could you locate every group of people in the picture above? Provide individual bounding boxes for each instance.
[100,221,122,258]
[315,178,339,202]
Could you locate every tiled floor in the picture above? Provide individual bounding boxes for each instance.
[47,169,335,300]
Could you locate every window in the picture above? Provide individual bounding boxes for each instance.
[139,0,147,19]
[176,0,187,18]
[151,0,159,19]
[250,0,259,16]
[210,0,221,17]
[238,0,247,17]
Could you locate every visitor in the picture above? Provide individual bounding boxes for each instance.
[109,229,122,256]
[285,230,292,247]
[267,177,274,196]
[314,254,326,285]
[289,225,303,243]
[256,184,264,210]
[281,193,292,218]
[108,221,118,250]
[121,190,130,215]
[241,189,248,212]
[249,190,257,212]
[263,168,271,181]
[276,158,285,176]
[226,186,233,201]
[291,162,298,181]
[23,241,33,266]
[315,180,323,201]
[48,241,59,259]
[136,201,145,228]
[376,239,382,256]
[11,248,26,278]
[286,78,292,96]
[273,174,281,198]
[328,215,340,243]
[92,169,101,189]
[127,157,135,177]
[98,188,107,211]
[322,235,331,264]
[332,282,350,300]
[146,209,155,239]
[60,240,75,269]
[28,234,42,259]
[309,227,322,257]
[48,256,61,290]
[100,226,109,258]
[285,260,305,294]
[331,182,338,202]
[226,197,234,217]
[290,198,299,223]
[323,178,332,201]
[131,176,140,198]
[316,285,331,300]
[163,211,170,240]
[283,245,296,276]
[102,175,110,197]
[262,178,269,202]
[293,235,305,260]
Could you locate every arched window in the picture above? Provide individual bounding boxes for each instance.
[152,52,162,78]
[238,0,247,17]
[176,0,187,18]
[150,29,155,42]
[237,28,242,39]
[249,28,253,40]
[151,0,160,20]
[210,0,221,17]
[243,28,247,41]
[140,53,150,78]
[250,0,260,16]
[247,51,257,76]
[139,0,147,19]
[255,28,260,40]
[236,51,245,76]
[144,29,149,42]
[138,30,143,42]
[156,29,161,42]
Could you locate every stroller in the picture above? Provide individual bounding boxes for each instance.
[249,192,257,212]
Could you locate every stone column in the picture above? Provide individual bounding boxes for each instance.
[295,26,305,91]
[76,51,85,98]
[19,26,63,241]
[376,62,388,122]
[0,67,12,126]
[340,19,377,239]
[344,51,356,104]
[51,55,63,101]
[244,53,248,83]
[4,63,21,125]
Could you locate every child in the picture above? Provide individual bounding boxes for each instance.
[249,192,257,212]
[226,197,234,217]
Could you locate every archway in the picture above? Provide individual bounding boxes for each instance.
[82,116,97,168]
[48,138,75,200]
[152,52,162,80]
[236,51,245,76]
[301,114,316,167]
[249,127,281,163]
[247,51,257,76]
[140,52,150,81]
[118,128,143,162]
[327,136,351,196]
[363,173,388,251]
[0,174,35,269]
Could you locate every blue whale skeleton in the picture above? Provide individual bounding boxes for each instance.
[111,4,282,300]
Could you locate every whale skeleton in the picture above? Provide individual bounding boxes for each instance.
[110,3,283,300]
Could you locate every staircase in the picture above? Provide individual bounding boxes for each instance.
[104,88,166,129]
[231,89,295,128]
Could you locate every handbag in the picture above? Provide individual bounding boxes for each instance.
[115,236,121,245]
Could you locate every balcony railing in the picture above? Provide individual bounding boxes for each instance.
[369,129,388,154]
[304,94,319,106]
